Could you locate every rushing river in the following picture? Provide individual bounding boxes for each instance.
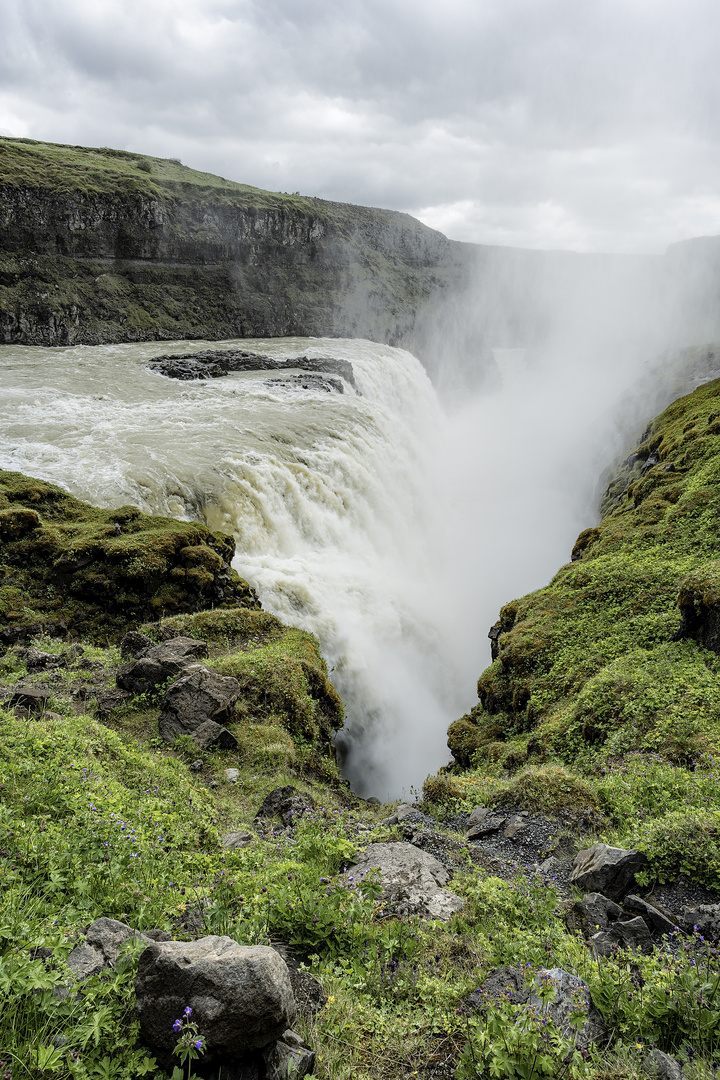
[0,335,641,797]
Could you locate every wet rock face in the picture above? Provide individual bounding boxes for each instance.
[135,937,296,1061]
[149,351,357,391]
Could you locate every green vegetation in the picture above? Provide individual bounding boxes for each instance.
[443,374,720,890]
[0,470,257,642]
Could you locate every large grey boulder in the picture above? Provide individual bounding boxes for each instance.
[530,968,609,1049]
[67,918,171,980]
[345,841,465,921]
[569,844,647,901]
[157,666,240,745]
[117,637,209,694]
[135,937,296,1061]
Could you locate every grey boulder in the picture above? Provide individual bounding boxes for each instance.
[530,968,609,1049]
[466,965,529,1011]
[569,844,647,901]
[67,918,172,979]
[345,841,465,921]
[682,903,720,942]
[644,1049,687,1080]
[566,892,622,937]
[591,916,653,956]
[255,786,313,827]
[157,666,240,745]
[135,937,296,1060]
[623,895,676,936]
[117,637,209,694]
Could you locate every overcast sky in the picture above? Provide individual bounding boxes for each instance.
[2,0,720,253]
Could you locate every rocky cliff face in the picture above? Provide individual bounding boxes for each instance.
[0,138,467,350]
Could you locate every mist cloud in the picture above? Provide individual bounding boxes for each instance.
[1,0,720,251]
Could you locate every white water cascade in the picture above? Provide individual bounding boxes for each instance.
[0,335,646,797]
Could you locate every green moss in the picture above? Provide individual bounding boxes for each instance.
[451,376,720,777]
[489,764,599,817]
[0,469,258,642]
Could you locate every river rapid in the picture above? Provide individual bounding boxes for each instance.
[0,336,636,797]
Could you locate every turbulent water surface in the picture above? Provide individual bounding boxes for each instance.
[0,335,641,797]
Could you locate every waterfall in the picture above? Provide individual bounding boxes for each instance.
[0,333,649,797]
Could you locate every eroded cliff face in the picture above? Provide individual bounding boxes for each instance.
[0,140,467,348]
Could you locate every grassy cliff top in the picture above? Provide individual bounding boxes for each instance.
[0,136,441,238]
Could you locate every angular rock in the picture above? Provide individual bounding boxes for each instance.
[157,666,240,744]
[20,647,64,670]
[682,903,720,942]
[466,965,530,1011]
[623,895,675,936]
[187,718,238,750]
[117,636,209,694]
[263,1035,316,1080]
[570,844,647,901]
[85,916,171,963]
[378,802,420,826]
[225,768,240,782]
[222,831,254,850]
[566,892,622,937]
[503,819,527,840]
[119,630,154,659]
[591,916,653,957]
[530,968,609,1049]
[8,686,52,713]
[67,941,105,980]
[467,806,490,826]
[345,841,465,922]
[467,815,506,841]
[255,786,313,827]
[135,937,296,1061]
[94,687,133,720]
[644,1049,687,1080]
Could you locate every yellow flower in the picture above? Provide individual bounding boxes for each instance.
[327,995,335,1004]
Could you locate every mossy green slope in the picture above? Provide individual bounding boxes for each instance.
[441,377,720,888]
[0,470,258,642]
[450,376,720,769]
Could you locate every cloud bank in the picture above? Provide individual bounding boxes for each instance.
[2,0,720,251]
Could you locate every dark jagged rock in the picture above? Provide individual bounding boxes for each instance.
[157,666,240,746]
[254,786,313,827]
[623,894,676,936]
[116,636,209,694]
[148,350,357,391]
[566,893,622,937]
[591,916,653,956]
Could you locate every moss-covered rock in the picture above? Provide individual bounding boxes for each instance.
[142,608,343,751]
[0,470,258,643]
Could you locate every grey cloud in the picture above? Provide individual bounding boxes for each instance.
[1,0,720,250]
